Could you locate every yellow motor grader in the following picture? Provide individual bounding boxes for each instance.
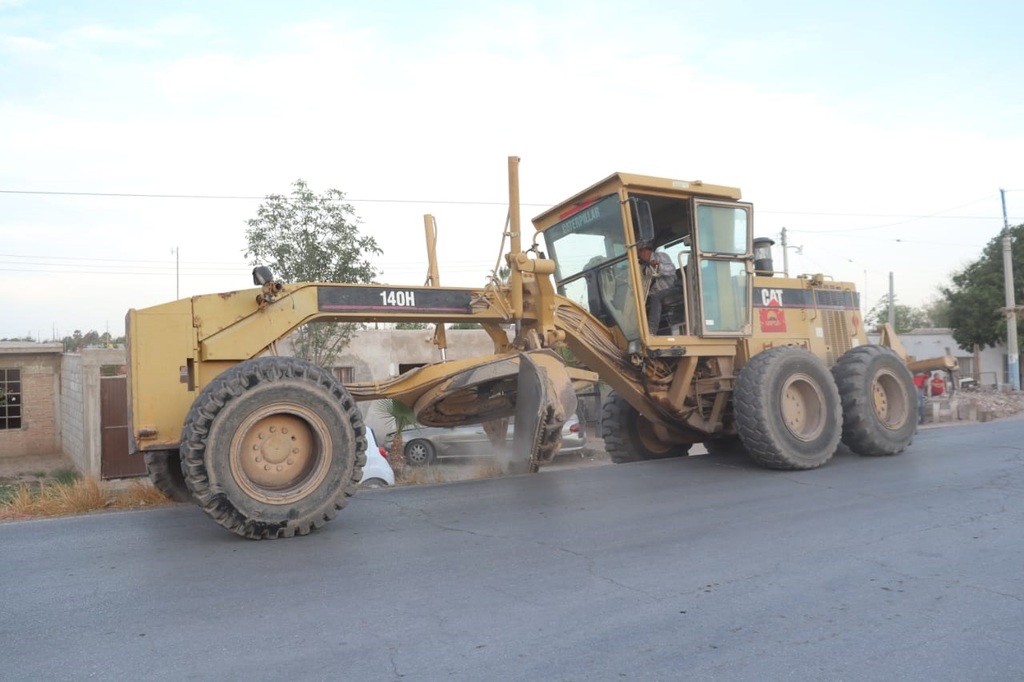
[126,157,916,539]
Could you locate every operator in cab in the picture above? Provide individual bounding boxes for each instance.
[638,244,679,334]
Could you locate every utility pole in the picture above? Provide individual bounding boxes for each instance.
[172,247,180,299]
[860,269,868,318]
[888,272,895,329]
[1000,189,1019,390]
[781,227,789,277]
[779,227,801,277]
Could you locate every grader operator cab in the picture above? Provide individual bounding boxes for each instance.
[127,157,916,539]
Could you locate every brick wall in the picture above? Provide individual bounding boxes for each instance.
[0,344,63,458]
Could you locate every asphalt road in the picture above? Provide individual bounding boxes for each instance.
[2,421,1023,681]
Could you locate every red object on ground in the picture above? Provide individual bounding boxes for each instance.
[930,376,945,396]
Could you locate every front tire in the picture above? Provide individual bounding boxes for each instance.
[735,346,842,470]
[601,391,691,463]
[702,436,747,456]
[832,345,916,456]
[180,356,366,540]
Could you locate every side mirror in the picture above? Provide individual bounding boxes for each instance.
[633,199,655,244]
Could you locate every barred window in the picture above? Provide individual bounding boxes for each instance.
[334,367,354,384]
[0,368,22,430]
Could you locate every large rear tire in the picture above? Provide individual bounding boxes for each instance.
[702,436,747,456]
[832,345,916,456]
[180,356,366,540]
[601,391,691,463]
[144,450,191,503]
[735,346,842,470]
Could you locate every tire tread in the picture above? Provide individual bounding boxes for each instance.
[144,450,191,503]
[832,345,915,457]
[180,356,365,540]
[734,346,841,470]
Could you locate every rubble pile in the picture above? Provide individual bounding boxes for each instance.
[952,388,1024,420]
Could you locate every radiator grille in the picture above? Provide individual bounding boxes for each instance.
[822,310,852,366]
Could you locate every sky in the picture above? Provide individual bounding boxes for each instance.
[2,0,1024,340]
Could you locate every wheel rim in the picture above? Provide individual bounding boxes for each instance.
[636,416,672,455]
[406,441,430,465]
[871,368,910,429]
[229,403,332,505]
[780,372,827,442]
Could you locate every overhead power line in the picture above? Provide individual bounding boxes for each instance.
[786,195,1003,233]
[0,252,245,266]
[784,233,983,247]
[0,188,539,207]
[0,188,1017,222]
[0,266,246,277]
[0,190,264,200]
[0,250,499,279]
[0,252,496,269]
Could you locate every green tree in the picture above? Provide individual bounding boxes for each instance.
[374,398,416,478]
[941,223,1024,352]
[396,322,428,330]
[55,330,124,351]
[866,295,932,333]
[60,329,104,352]
[63,329,82,352]
[245,179,382,368]
[921,297,951,328]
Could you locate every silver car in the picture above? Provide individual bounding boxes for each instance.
[394,415,587,466]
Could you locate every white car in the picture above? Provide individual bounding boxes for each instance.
[360,429,395,488]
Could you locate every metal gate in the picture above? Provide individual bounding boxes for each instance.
[100,376,145,479]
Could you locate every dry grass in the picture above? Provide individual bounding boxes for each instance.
[399,467,451,486]
[0,477,175,522]
[398,461,506,486]
[467,462,506,479]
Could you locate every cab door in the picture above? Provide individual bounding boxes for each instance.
[692,201,754,337]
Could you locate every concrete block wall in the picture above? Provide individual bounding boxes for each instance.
[61,349,126,478]
[0,343,62,459]
[60,354,85,466]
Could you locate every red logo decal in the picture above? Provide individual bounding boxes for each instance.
[760,308,787,332]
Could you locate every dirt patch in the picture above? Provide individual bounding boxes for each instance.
[0,454,79,491]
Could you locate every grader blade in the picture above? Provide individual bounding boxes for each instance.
[511,350,578,473]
